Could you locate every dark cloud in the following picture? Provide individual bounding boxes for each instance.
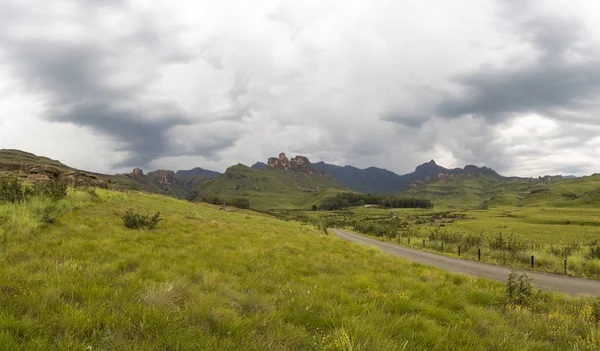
[386,3,600,125]
[0,0,242,169]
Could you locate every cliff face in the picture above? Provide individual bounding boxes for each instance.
[267,152,330,177]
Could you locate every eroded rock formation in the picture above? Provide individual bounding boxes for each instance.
[132,168,144,178]
[266,152,329,177]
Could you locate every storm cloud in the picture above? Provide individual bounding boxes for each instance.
[0,0,599,176]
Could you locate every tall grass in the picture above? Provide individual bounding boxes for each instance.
[0,189,599,349]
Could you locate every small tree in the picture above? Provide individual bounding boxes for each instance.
[0,175,26,203]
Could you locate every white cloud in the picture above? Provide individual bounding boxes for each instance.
[0,0,599,176]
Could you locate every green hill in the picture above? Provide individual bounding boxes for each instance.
[402,174,600,209]
[1,187,598,349]
[193,164,348,210]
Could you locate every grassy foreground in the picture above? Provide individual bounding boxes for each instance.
[1,190,600,350]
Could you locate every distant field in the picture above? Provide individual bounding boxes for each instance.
[2,189,600,349]
[282,205,600,279]
[440,207,600,245]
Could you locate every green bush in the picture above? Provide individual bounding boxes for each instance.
[121,210,162,230]
[34,178,68,201]
[0,175,27,203]
[589,240,600,259]
[225,198,250,209]
[202,195,224,205]
[506,271,538,307]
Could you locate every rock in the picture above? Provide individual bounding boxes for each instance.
[65,172,108,189]
[27,174,50,182]
[268,152,290,169]
[158,171,175,185]
[132,168,144,178]
[267,152,316,175]
[29,165,60,178]
[290,156,314,174]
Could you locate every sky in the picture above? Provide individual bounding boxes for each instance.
[1,0,600,177]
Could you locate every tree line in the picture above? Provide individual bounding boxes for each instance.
[317,192,433,210]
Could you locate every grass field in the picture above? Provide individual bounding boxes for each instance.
[278,205,600,279]
[2,189,600,349]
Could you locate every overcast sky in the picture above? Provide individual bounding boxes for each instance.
[1,0,600,177]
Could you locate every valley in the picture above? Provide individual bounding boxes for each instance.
[2,148,600,349]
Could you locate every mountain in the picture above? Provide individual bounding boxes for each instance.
[193,153,348,209]
[251,162,267,170]
[176,167,221,179]
[312,161,408,194]
[312,159,504,195]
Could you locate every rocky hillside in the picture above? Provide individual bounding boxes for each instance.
[193,154,346,209]
[0,149,214,199]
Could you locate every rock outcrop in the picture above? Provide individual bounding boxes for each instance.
[65,172,108,189]
[158,171,176,185]
[132,168,144,178]
[266,152,330,177]
[29,165,60,179]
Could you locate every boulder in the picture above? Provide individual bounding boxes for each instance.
[29,165,60,178]
[65,172,108,189]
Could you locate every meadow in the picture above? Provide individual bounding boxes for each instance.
[0,189,600,350]
[281,205,600,280]
[2,188,600,349]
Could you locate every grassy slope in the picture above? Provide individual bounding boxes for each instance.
[195,164,348,210]
[1,190,600,349]
[0,149,72,173]
[0,149,198,199]
[403,174,600,209]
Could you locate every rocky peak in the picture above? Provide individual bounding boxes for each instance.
[266,152,326,176]
[132,168,144,178]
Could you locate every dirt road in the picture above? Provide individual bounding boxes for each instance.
[332,229,600,296]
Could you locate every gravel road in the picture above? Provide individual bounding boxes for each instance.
[332,229,600,296]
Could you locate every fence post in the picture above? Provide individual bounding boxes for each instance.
[397,235,400,244]
[478,248,481,261]
[422,239,425,248]
[503,251,506,265]
[564,259,567,275]
[441,242,444,252]
[458,245,461,256]
[531,255,534,269]
[408,237,411,245]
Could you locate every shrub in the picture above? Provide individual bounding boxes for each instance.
[121,210,162,230]
[225,198,250,209]
[506,271,538,307]
[548,242,580,258]
[0,175,27,203]
[490,233,506,250]
[86,187,100,201]
[589,240,600,260]
[202,195,224,205]
[34,178,68,201]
